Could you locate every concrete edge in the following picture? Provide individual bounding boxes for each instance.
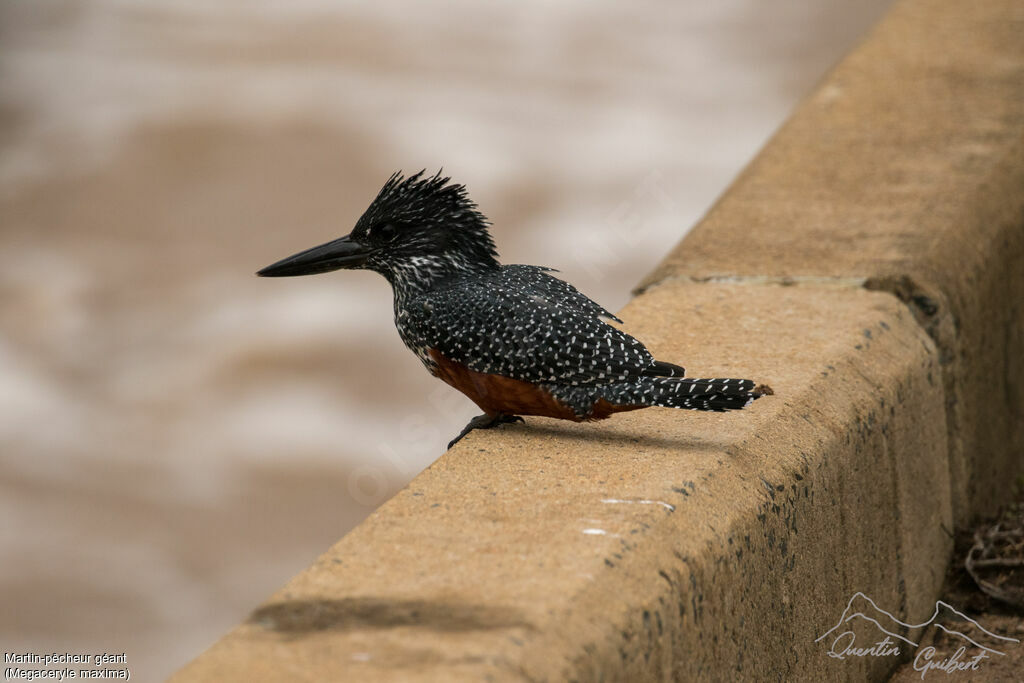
[172,279,954,681]
[634,0,1024,524]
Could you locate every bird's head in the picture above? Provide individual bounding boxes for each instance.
[257,171,499,288]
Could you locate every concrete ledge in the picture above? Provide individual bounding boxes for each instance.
[639,0,1024,524]
[175,0,1022,678]
[173,282,951,681]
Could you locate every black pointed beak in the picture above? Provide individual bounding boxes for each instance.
[257,234,371,277]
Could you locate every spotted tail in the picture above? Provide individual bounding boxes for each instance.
[605,377,771,412]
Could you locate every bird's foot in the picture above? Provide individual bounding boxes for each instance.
[447,413,524,449]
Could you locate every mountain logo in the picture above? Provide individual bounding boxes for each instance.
[816,592,1019,677]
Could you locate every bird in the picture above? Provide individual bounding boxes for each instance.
[257,171,770,448]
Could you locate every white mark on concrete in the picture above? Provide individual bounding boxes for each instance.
[582,528,607,535]
[601,498,676,512]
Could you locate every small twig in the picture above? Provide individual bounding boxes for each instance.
[968,557,1024,568]
[963,512,1024,609]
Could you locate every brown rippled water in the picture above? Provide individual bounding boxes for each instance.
[0,0,891,678]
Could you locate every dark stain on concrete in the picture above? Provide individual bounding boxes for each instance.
[250,597,531,634]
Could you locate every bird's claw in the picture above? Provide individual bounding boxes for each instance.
[447,413,523,449]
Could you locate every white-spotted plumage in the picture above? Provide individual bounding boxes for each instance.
[352,172,766,419]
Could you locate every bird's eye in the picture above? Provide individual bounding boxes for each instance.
[376,223,398,241]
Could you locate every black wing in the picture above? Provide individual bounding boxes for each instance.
[502,265,623,323]
[410,267,655,386]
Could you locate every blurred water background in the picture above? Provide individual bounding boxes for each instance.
[0,0,891,678]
